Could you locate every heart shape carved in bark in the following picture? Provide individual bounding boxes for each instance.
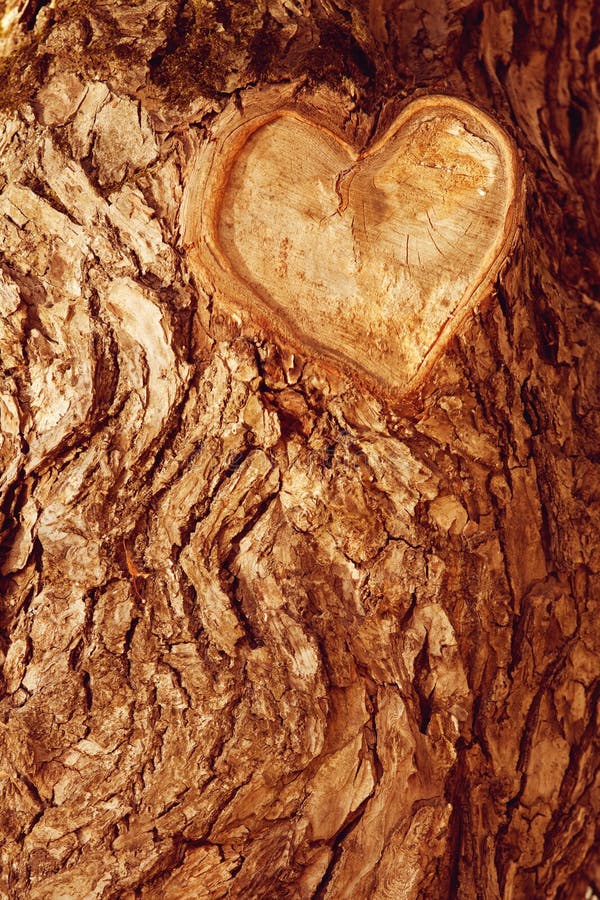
[184,95,519,399]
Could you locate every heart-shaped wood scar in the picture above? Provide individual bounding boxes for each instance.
[183,94,521,399]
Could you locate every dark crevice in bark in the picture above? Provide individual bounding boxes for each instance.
[445,766,466,899]
[312,799,371,900]
[22,0,53,32]
[219,571,263,650]
[543,677,600,860]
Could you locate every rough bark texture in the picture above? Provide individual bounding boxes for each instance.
[0,1,599,898]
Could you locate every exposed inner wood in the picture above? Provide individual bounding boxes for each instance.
[189,97,520,396]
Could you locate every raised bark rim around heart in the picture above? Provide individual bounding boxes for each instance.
[183,91,522,402]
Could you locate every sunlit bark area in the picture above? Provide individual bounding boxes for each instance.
[0,1,599,897]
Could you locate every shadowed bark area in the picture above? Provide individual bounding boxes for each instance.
[0,1,599,898]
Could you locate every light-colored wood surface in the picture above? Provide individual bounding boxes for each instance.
[186,95,520,397]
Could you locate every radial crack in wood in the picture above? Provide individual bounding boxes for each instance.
[185,94,521,399]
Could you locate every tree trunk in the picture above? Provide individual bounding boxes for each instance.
[0,1,599,898]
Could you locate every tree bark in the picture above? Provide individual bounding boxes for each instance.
[0,1,599,898]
